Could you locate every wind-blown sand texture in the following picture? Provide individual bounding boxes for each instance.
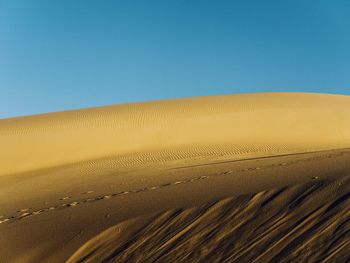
[0,92,350,262]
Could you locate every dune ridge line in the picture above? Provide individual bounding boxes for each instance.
[1,92,350,177]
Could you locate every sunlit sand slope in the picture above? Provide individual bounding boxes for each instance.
[1,92,350,176]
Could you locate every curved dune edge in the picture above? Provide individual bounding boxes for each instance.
[1,92,350,176]
[68,175,350,263]
[1,92,350,263]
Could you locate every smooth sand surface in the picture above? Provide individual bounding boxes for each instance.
[1,92,350,177]
[0,92,350,262]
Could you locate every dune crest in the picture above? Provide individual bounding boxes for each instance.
[1,92,350,177]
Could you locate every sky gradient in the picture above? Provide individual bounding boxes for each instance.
[1,0,350,118]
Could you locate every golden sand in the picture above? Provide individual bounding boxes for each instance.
[1,92,350,176]
[0,92,350,262]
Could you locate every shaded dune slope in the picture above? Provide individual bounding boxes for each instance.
[69,175,350,263]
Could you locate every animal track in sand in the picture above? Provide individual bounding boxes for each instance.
[0,150,349,225]
[17,208,30,213]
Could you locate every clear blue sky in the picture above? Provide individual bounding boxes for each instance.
[1,0,349,118]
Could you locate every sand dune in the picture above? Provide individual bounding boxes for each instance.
[0,92,350,262]
[1,92,350,176]
[68,175,350,263]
